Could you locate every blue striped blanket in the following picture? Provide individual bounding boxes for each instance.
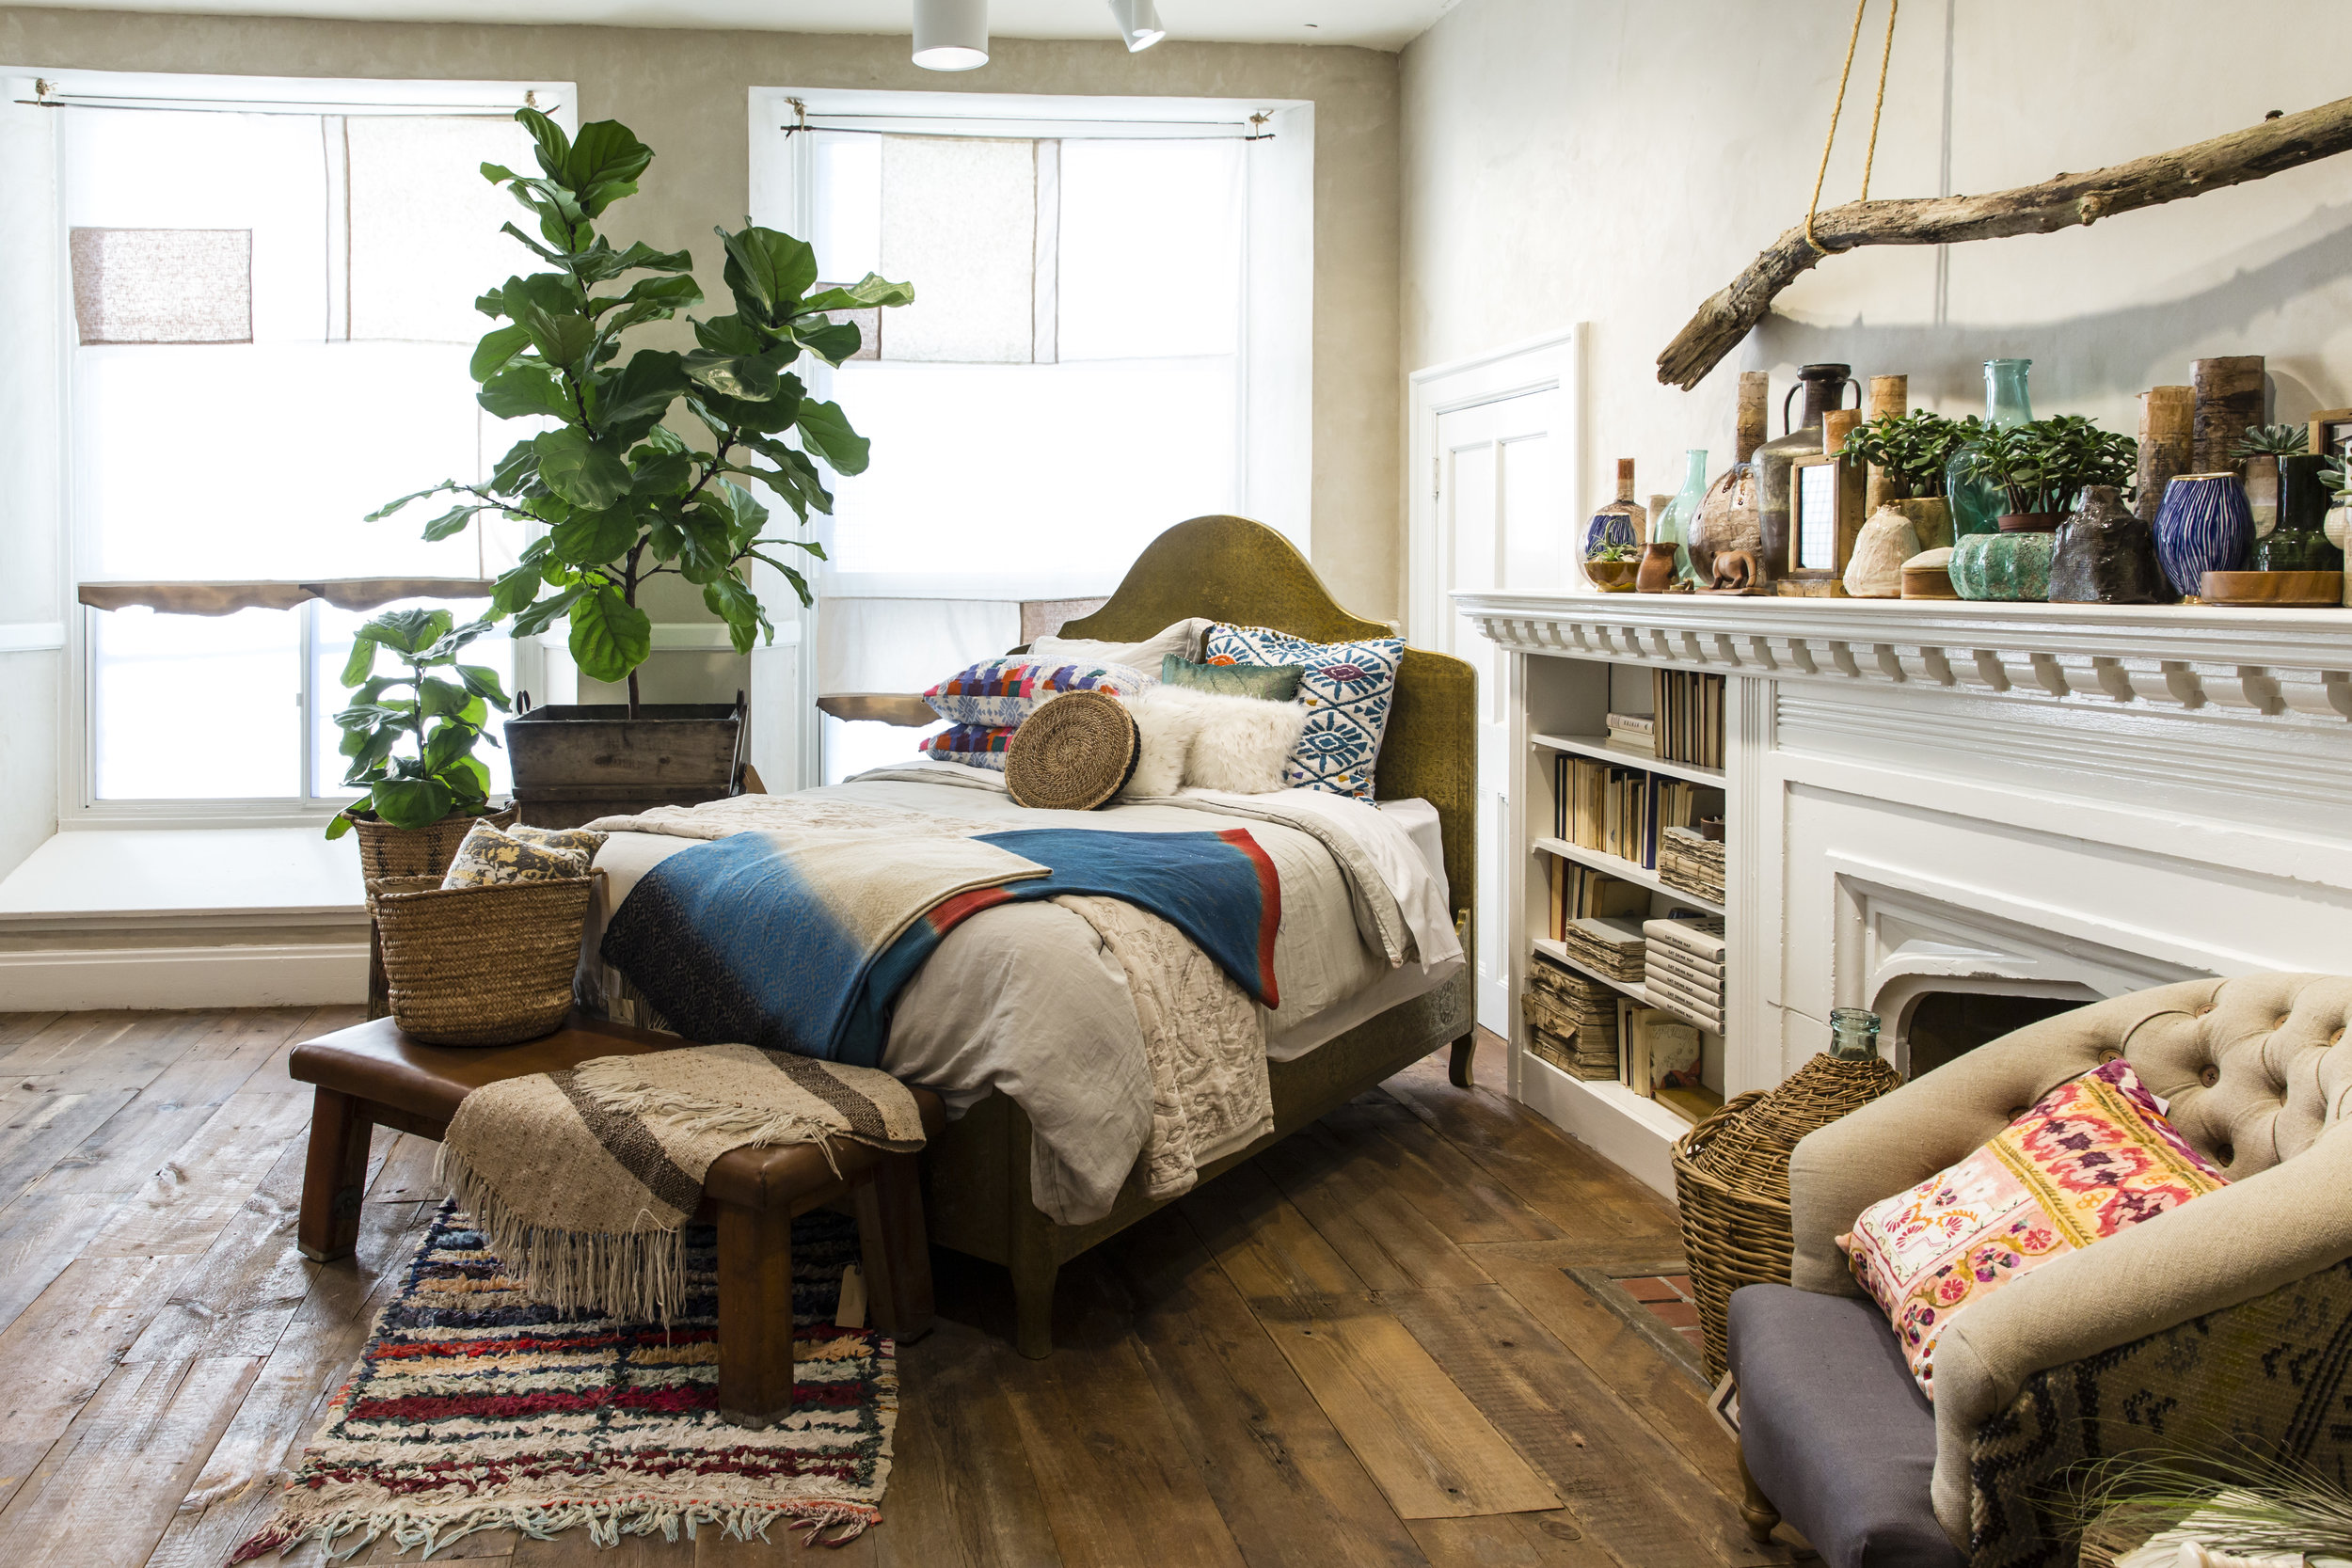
[600,827,1281,1069]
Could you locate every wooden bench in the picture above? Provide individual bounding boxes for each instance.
[290,1011,945,1428]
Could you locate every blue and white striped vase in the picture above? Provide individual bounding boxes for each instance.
[2153,473,2254,599]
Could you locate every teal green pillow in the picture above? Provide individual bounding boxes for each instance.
[1161,654,1305,701]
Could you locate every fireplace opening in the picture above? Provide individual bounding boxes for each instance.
[1898,990,2087,1080]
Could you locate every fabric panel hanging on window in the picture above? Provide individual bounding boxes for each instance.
[70,228,252,344]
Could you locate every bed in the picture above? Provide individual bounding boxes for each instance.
[590,515,1475,1355]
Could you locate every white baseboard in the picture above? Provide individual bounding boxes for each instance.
[1515,1048,1686,1202]
[0,942,368,1011]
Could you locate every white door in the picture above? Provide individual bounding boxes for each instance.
[1435,390,1564,1036]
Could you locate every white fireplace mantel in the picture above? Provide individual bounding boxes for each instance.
[1461,589,2352,1198]
[1454,594,2352,724]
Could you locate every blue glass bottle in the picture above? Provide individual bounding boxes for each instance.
[1654,450,1708,585]
[1945,359,2034,537]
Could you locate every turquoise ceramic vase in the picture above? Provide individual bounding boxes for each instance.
[1949,530,2056,601]
[1944,359,2034,538]
[2152,473,2254,597]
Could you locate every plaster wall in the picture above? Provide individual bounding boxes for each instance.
[1402,0,2352,524]
[0,6,1406,636]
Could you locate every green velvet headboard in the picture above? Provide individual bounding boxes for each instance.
[1057,515,1476,931]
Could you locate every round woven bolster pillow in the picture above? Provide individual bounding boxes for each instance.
[1006,689,1141,811]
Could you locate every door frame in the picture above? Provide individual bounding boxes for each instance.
[1405,324,1587,651]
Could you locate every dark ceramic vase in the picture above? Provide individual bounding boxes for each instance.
[2048,485,2169,605]
[2262,454,2346,573]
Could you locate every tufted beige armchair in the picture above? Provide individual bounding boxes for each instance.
[1736,974,2352,1568]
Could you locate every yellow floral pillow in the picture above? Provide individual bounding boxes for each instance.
[439,820,596,889]
[505,823,608,860]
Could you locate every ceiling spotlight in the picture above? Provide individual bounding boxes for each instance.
[1107,0,1166,52]
[914,0,988,71]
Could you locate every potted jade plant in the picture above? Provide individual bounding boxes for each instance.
[325,607,513,879]
[369,107,912,824]
[1949,415,2137,532]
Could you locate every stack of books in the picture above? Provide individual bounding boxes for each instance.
[1560,913,1646,982]
[1658,825,1726,904]
[1602,712,1655,757]
[1643,914,1725,1034]
[1651,670,1725,768]
[1547,860,1647,940]
[1619,1003,1706,1119]
[1524,956,1619,1080]
[1554,757,1658,868]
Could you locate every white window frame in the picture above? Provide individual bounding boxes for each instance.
[26,69,573,831]
[744,86,1315,788]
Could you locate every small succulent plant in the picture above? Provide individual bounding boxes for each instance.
[1838,409,1966,499]
[2325,451,2352,499]
[2233,422,2310,460]
[1587,541,1641,563]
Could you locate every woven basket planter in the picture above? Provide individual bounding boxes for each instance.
[369,873,594,1046]
[346,805,516,883]
[1671,1051,1902,1379]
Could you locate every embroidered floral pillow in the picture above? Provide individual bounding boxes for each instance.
[1844,1059,2228,1399]
[439,820,596,889]
[1201,624,1404,800]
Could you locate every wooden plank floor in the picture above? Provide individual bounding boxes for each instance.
[0,1013,1800,1568]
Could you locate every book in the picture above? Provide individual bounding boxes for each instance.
[1604,712,1655,736]
[1645,913,1726,963]
[1623,1006,1702,1099]
[1546,860,1650,939]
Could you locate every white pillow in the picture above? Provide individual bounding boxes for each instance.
[1027,617,1211,672]
[1170,689,1310,795]
[1119,687,1207,799]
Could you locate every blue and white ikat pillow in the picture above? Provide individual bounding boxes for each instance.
[1202,624,1404,801]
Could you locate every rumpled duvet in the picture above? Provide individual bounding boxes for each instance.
[579,764,1461,1224]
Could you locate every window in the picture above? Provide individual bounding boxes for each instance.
[41,72,567,816]
[750,89,1313,784]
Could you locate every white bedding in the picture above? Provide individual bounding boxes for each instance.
[580,764,1461,1224]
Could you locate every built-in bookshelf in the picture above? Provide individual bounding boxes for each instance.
[1511,662,1734,1196]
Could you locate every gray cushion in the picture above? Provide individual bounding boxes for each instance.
[1729,1284,1963,1568]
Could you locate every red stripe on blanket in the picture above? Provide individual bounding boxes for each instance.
[922,883,1014,937]
[1216,828,1282,1010]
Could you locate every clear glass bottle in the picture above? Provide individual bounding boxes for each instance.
[1654,450,1708,586]
[1945,358,2035,537]
[1828,1007,1882,1061]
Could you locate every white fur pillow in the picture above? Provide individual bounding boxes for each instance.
[1120,687,1207,799]
[1172,689,1310,795]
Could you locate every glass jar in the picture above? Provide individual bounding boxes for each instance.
[1945,359,2034,537]
[1828,1007,1882,1061]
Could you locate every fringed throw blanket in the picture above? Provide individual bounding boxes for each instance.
[437,1043,925,1323]
[602,824,1282,1069]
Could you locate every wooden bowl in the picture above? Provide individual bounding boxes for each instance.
[1585,560,1638,592]
[1901,546,1960,599]
[2198,569,2344,608]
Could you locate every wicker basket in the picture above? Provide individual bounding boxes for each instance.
[369,873,594,1046]
[1671,1051,1902,1378]
[347,805,517,883]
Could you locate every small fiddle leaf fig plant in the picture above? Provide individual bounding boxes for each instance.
[325,608,511,838]
[368,107,914,716]
[1952,415,2137,517]
[1838,409,1965,499]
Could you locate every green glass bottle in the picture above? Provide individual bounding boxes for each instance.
[1945,358,2034,537]
[1654,449,1708,585]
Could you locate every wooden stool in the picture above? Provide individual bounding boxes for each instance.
[290,1010,945,1429]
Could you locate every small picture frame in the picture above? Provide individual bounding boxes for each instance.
[1784,451,1863,588]
[2309,409,2352,457]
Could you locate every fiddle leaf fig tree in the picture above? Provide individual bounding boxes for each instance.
[325,608,510,837]
[369,107,913,713]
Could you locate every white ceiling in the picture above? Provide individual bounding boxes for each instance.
[28,0,1458,50]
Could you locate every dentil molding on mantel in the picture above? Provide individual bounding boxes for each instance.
[1452,592,2352,724]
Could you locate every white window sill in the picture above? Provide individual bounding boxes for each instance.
[0,826,364,925]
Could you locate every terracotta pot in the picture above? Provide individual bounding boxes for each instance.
[1995,513,2066,533]
[1635,542,1682,594]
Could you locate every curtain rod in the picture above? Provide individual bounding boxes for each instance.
[779,98,1274,140]
[16,80,556,118]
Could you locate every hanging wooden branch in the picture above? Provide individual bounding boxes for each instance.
[1657,96,2352,389]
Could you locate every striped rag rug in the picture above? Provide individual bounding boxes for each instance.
[436,1043,926,1324]
[232,1204,890,1560]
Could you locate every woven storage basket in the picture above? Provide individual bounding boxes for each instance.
[348,805,516,883]
[369,873,594,1046]
[1671,1051,1901,1379]
[1006,689,1139,811]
